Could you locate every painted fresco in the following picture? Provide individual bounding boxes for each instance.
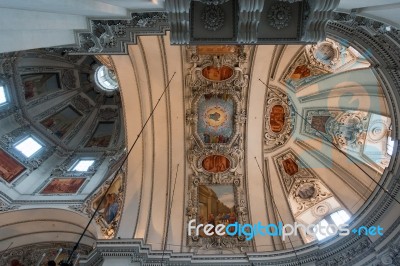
[290,65,311,80]
[269,105,285,133]
[93,177,122,224]
[41,106,82,139]
[198,185,236,236]
[0,149,25,183]
[86,122,114,147]
[282,53,328,89]
[311,115,331,133]
[282,158,299,176]
[197,45,237,55]
[41,178,85,194]
[202,155,230,173]
[197,94,234,144]
[22,73,61,100]
[202,65,233,81]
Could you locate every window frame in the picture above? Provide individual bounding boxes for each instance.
[70,158,96,172]
[14,135,44,158]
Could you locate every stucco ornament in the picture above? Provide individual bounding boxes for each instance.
[201,5,225,31]
[268,2,292,29]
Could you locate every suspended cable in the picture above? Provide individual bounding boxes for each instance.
[62,72,177,265]
[258,79,400,206]
[161,164,180,263]
[254,157,302,266]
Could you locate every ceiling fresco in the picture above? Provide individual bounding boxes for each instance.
[197,94,234,144]
[303,109,392,173]
[186,45,252,252]
[0,1,400,264]
[281,38,370,90]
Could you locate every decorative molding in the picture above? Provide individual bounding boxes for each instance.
[81,170,125,239]
[70,12,169,54]
[201,4,225,31]
[263,86,296,152]
[0,126,55,170]
[319,237,372,266]
[197,0,229,4]
[0,242,92,266]
[72,94,93,114]
[237,0,264,43]
[0,198,20,212]
[49,153,106,178]
[302,108,391,173]
[185,45,253,253]
[301,0,340,42]
[99,107,118,121]
[61,69,77,89]
[268,2,292,30]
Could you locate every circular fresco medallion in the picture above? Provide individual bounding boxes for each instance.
[202,155,231,173]
[368,121,387,141]
[205,106,228,128]
[296,183,316,199]
[314,42,337,64]
[202,65,233,81]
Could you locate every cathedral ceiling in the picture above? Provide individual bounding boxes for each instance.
[0,32,395,261]
[0,12,398,265]
[104,32,394,254]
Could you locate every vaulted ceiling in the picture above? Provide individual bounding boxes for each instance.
[110,33,393,253]
[0,1,399,265]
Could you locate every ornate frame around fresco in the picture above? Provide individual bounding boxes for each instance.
[185,45,251,252]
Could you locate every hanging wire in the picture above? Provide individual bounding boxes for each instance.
[258,79,400,206]
[254,157,302,266]
[161,164,180,263]
[63,72,176,265]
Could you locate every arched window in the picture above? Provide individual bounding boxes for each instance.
[387,136,394,156]
[94,65,119,93]
[0,85,6,105]
[314,210,350,240]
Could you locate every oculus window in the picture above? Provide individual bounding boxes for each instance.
[72,159,95,172]
[94,65,119,93]
[15,137,43,158]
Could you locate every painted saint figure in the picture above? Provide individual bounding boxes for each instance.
[104,193,119,224]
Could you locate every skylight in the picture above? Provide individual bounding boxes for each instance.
[15,137,43,158]
[72,159,95,171]
[0,86,6,104]
[95,65,119,92]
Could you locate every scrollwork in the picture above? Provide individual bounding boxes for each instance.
[185,46,251,253]
[268,2,292,30]
[264,86,296,152]
[201,5,225,31]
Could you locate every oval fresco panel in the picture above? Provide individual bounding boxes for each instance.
[202,65,233,81]
[202,155,230,173]
[197,94,234,144]
[269,105,285,133]
[282,158,298,176]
